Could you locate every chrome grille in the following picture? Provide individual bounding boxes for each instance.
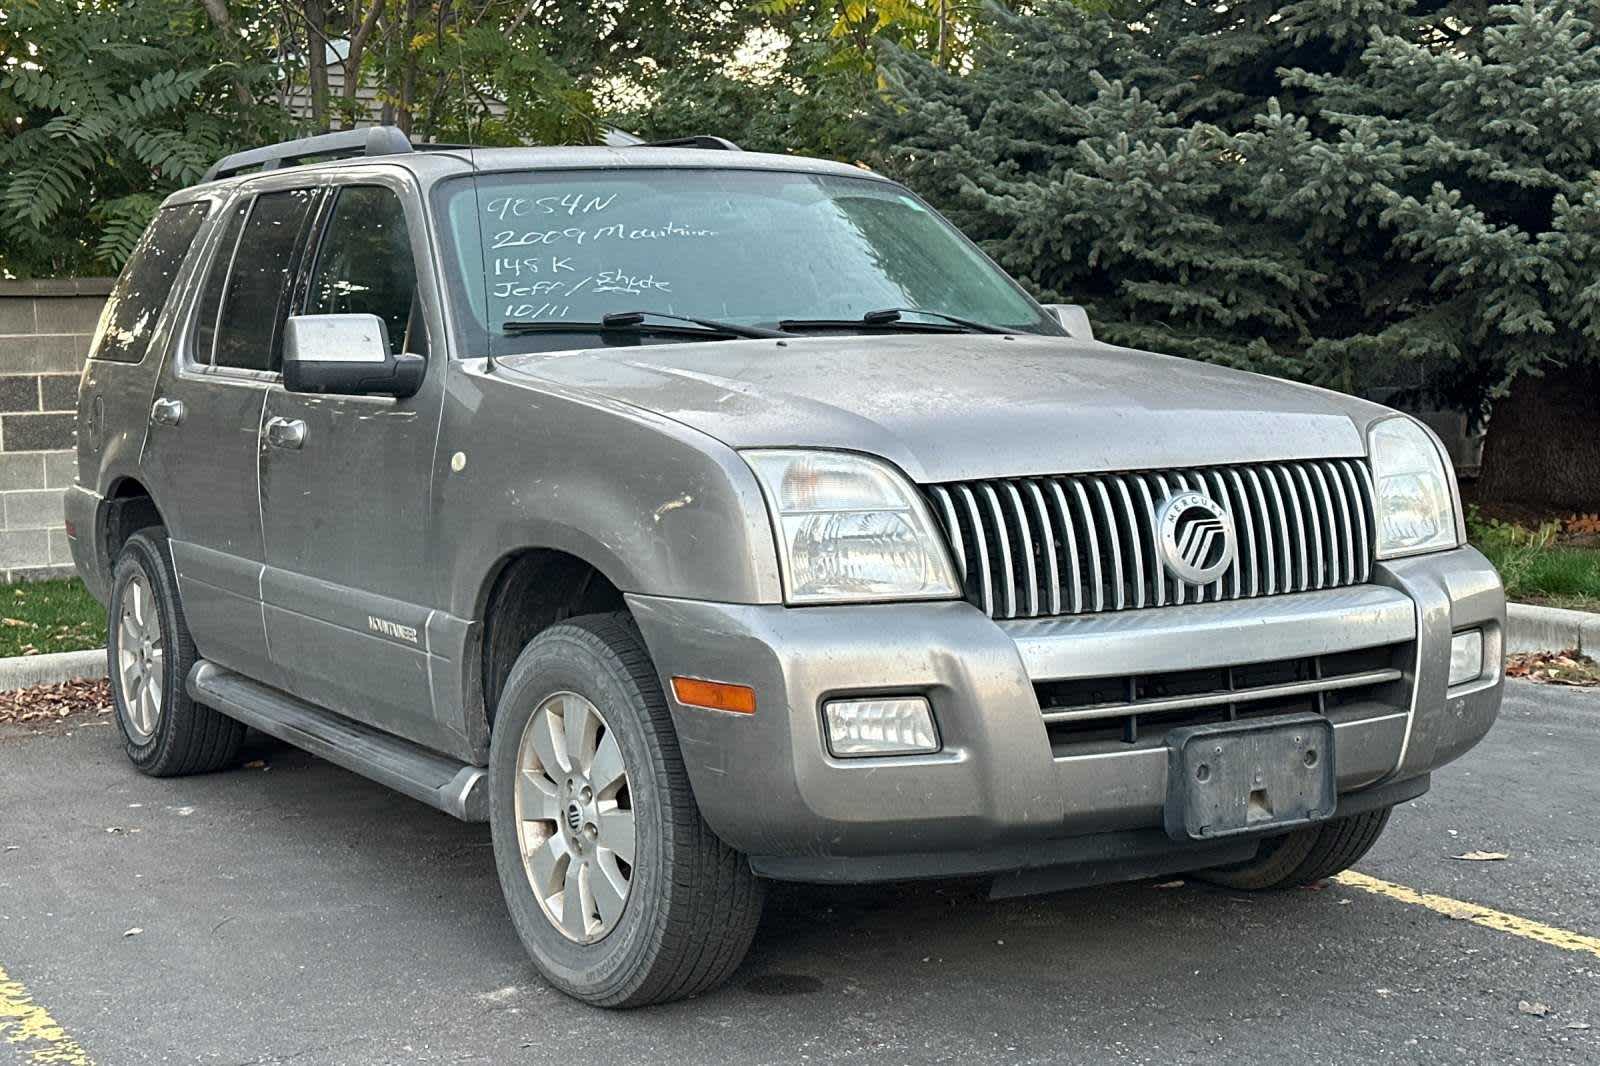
[925,459,1375,619]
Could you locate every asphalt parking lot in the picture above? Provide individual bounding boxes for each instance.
[2,680,1596,1065]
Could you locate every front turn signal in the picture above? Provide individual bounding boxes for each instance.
[671,676,757,715]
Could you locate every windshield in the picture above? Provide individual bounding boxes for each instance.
[433,167,1061,354]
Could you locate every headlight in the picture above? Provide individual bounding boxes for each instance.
[743,450,960,604]
[1367,416,1458,559]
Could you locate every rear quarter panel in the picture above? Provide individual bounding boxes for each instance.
[74,192,227,588]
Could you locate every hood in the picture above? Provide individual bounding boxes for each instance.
[497,333,1389,483]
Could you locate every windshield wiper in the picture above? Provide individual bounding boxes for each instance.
[606,310,790,339]
[778,307,1009,335]
[502,310,787,341]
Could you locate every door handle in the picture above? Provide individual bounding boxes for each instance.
[150,397,184,427]
[265,416,307,451]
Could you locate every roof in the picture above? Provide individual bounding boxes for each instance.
[183,126,887,204]
[402,145,884,182]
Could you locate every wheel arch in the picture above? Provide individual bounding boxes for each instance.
[100,475,167,566]
[470,546,632,742]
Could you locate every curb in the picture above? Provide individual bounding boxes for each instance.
[1506,603,1600,656]
[0,648,106,692]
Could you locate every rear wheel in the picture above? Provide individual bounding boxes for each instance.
[108,529,245,776]
[488,613,764,1007]
[1195,808,1393,890]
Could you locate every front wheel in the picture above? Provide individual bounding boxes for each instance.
[1194,807,1393,890]
[488,613,764,1007]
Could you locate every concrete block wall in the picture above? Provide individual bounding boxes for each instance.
[0,279,110,583]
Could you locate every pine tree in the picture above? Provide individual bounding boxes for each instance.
[872,0,1600,508]
[1266,0,1600,505]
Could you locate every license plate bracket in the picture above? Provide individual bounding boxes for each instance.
[1164,713,1336,842]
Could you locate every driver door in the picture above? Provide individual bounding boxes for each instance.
[258,176,452,751]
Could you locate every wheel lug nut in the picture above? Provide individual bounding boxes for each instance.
[579,786,592,803]
[583,824,597,841]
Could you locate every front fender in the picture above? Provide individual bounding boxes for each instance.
[437,363,784,618]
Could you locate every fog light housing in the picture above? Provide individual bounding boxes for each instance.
[823,696,939,758]
[1449,629,1484,687]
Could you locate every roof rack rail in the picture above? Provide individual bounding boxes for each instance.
[202,126,413,183]
[643,135,743,152]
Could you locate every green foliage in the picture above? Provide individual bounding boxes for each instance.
[618,0,999,159]
[619,29,877,159]
[757,0,988,72]
[0,0,287,277]
[396,17,597,146]
[1468,507,1600,608]
[535,0,766,83]
[870,0,1600,418]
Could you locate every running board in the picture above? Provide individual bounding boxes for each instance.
[187,661,488,821]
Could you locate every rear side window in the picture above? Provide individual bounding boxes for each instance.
[193,188,318,372]
[306,185,423,355]
[90,203,210,363]
[192,199,248,364]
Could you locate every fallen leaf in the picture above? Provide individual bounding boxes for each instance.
[1506,649,1600,687]
[1452,851,1509,861]
[243,760,267,770]
[1152,880,1185,889]
[0,678,113,727]
[1519,1000,1550,1018]
[122,927,143,938]
[1566,512,1600,536]
[1565,1022,1591,1031]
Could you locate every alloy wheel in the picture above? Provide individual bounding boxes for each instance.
[117,572,165,741]
[513,691,636,943]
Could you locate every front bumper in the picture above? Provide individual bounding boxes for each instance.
[628,546,1504,884]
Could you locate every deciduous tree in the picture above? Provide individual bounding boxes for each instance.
[0,0,285,276]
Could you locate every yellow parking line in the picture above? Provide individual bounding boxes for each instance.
[0,962,93,1066]
[1335,870,1600,960]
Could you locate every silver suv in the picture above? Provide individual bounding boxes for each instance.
[68,127,1505,1007]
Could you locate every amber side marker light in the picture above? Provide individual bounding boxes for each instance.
[671,677,757,715]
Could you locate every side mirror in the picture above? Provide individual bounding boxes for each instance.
[282,314,425,398]
[1042,303,1095,342]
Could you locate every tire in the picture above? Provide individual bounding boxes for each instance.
[107,529,245,776]
[1194,807,1393,890]
[488,612,764,1007]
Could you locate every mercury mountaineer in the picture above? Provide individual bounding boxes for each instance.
[68,127,1504,1007]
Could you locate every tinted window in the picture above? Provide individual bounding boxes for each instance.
[203,188,317,372]
[192,199,249,364]
[306,186,422,355]
[91,203,210,363]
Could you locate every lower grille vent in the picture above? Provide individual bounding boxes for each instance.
[1036,644,1406,748]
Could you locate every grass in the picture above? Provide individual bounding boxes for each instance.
[0,579,106,657]
[1468,511,1600,612]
